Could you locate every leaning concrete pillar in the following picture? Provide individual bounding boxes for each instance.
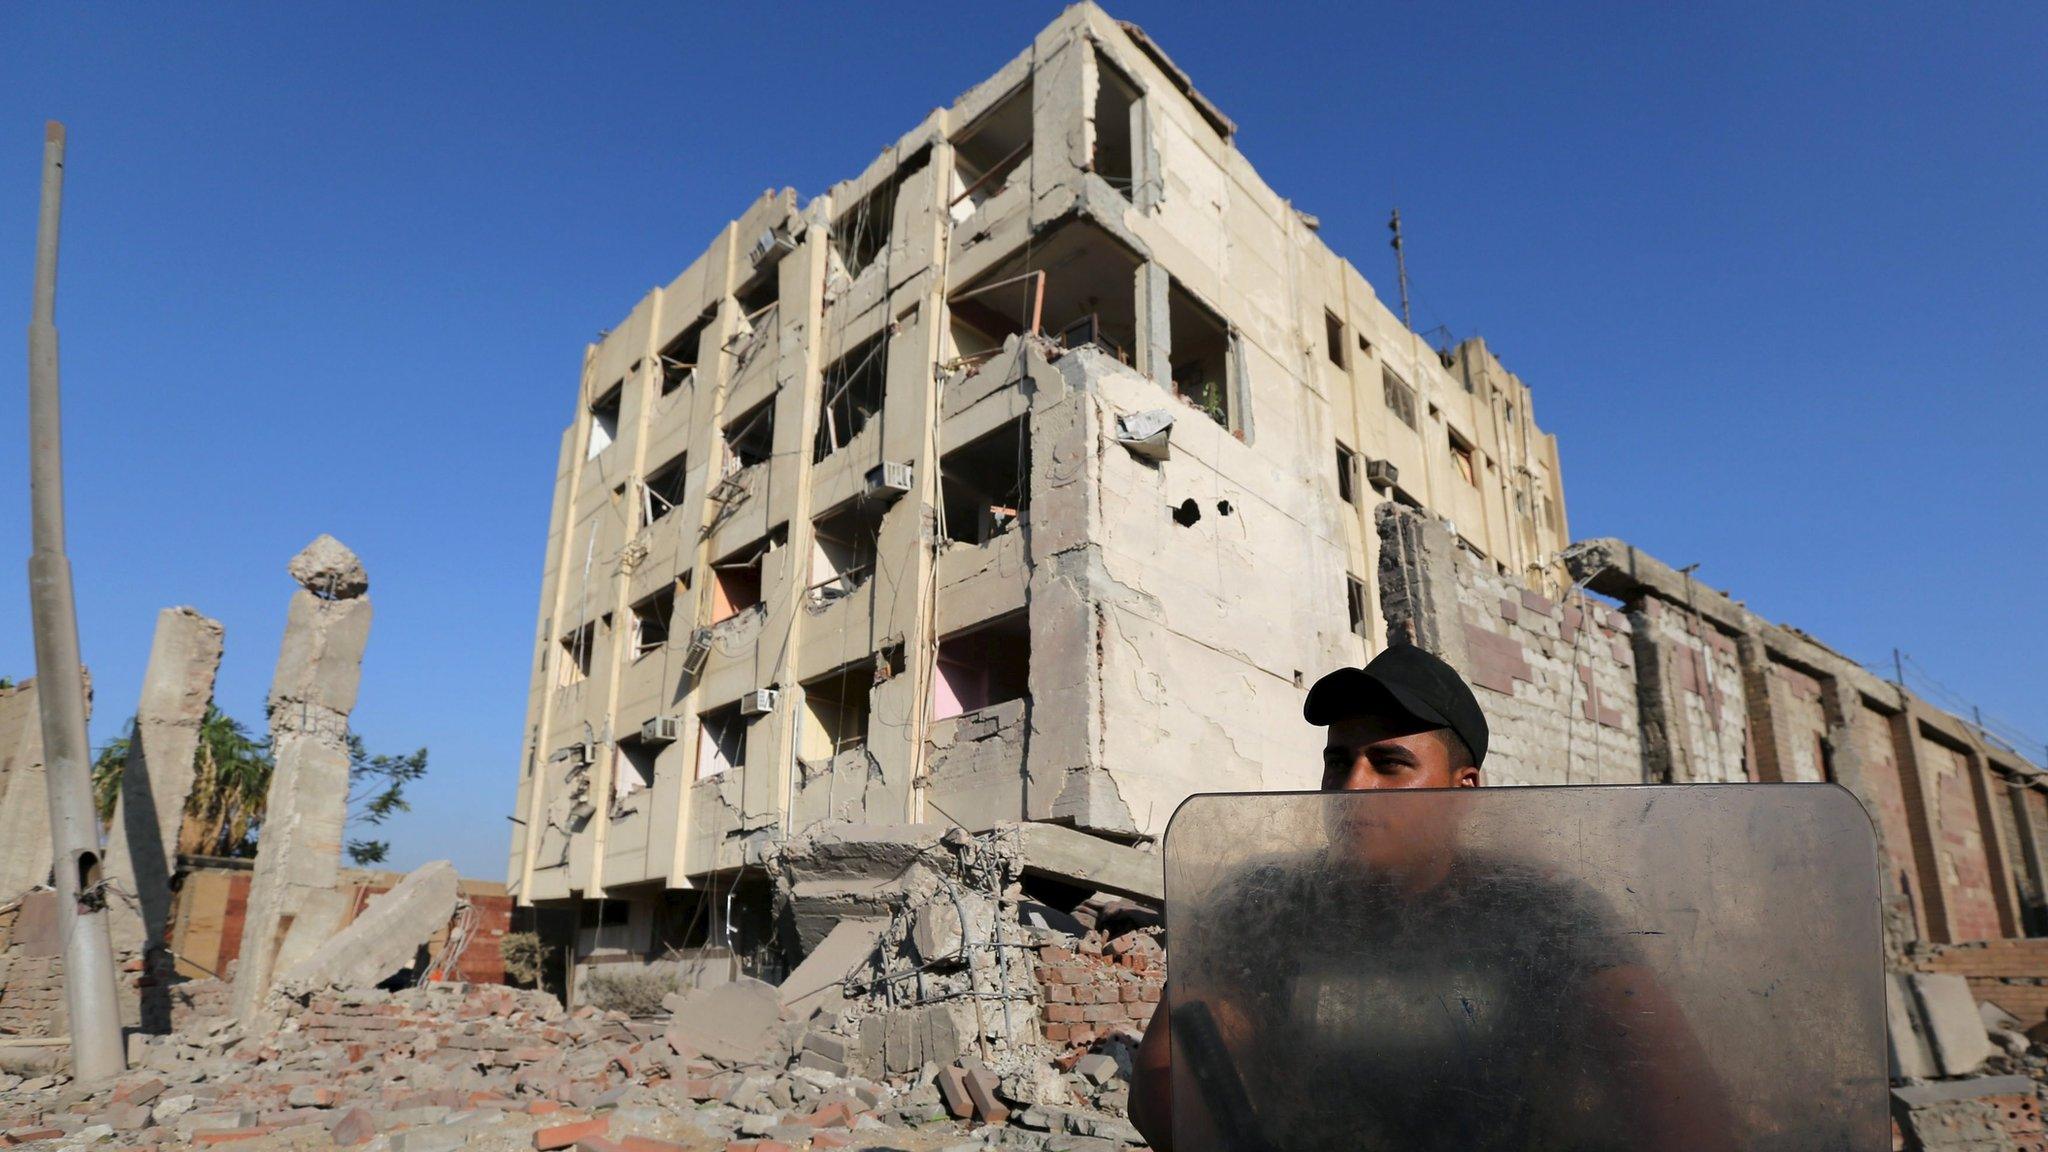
[104,607,224,960]
[230,536,372,1019]
[0,672,90,903]
[1374,502,1471,671]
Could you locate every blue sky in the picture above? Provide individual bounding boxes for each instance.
[3,3,2043,879]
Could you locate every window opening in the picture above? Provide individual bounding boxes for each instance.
[558,622,595,687]
[940,418,1030,546]
[710,536,773,624]
[809,498,886,605]
[614,735,656,800]
[1382,367,1418,430]
[1450,431,1478,486]
[722,398,775,473]
[1335,442,1358,505]
[1346,575,1369,638]
[587,384,622,459]
[642,452,689,524]
[659,310,713,396]
[697,703,747,779]
[947,221,1140,366]
[630,584,676,660]
[801,662,874,760]
[1092,50,1139,195]
[950,79,1033,220]
[1325,311,1348,368]
[815,332,888,461]
[933,613,1030,721]
[1168,278,1232,427]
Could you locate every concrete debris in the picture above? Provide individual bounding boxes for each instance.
[0,673,91,904]
[286,534,369,600]
[232,537,374,1020]
[274,861,460,1000]
[103,607,226,967]
[662,977,782,1066]
[0,975,1150,1150]
[1912,973,1996,1078]
[775,918,885,1019]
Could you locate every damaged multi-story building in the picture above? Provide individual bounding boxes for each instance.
[504,3,1567,976]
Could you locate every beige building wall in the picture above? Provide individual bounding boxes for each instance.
[505,4,1571,914]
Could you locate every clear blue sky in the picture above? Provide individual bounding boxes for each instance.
[4,3,2043,879]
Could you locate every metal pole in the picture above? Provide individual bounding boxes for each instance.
[26,121,127,1081]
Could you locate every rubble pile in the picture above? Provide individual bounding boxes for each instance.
[0,927,1153,1152]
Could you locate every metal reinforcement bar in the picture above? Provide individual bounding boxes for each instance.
[26,120,127,1081]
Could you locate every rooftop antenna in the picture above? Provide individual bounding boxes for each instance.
[1388,208,1413,333]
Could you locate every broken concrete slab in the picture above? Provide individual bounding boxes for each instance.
[1887,972,1938,1080]
[1892,1075,2038,1109]
[0,674,90,902]
[1912,972,1993,1077]
[1010,821,1160,904]
[104,606,225,960]
[777,918,885,1020]
[274,861,459,998]
[664,976,782,1066]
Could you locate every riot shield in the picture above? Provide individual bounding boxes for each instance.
[1164,784,1885,1152]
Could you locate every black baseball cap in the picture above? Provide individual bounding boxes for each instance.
[1303,645,1489,767]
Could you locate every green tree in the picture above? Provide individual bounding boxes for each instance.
[92,707,427,867]
[344,733,427,867]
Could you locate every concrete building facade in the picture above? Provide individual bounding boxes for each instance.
[503,5,1567,967]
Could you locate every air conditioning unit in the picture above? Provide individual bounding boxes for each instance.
[748,223,799,265]
[682,628,714,675]
[740,688,780,717]
[558,741,597,767]
[641,716,682,745]
[1364,458,1399,490]
[866,460,914,496]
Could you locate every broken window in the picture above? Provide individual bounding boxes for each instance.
[1357,331,1374,359]
[801,663,874,760]
[950,79,1032,221]
[1449,430,1477,486]
[696,703,747,779]
[933,613,1029,721]
[1168,278,1232,428]
[722,397,775,473]
[587,383,623,459]
[1382,367,1418,430]
[814,332,888,462]
[630,585,676,660]
[1346,575,1369,638]
[614,735,656,800]
[1092,50,1139,196]
[809,498,886,604]
[1335,442,1358,505]
[833,166,906,280]
[709,539,769,624]
[949,221,1141,365]
[659,311,713,396]
[940,419,1030,545]
[557,622,595,687]
[1325,311,1348,369]
[642,452,689,524]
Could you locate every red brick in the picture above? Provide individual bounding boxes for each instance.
[724,1144,795,1152]
[528,1100,565,1115]
[810,1133,856,1149]
[536,1117,608,1150]
[2,1131,66,1146]
[615,1139,690,1152]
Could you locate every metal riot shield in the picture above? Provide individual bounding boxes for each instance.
[1164,785,1885,1152]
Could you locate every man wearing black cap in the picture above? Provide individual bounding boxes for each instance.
[1128,646,1732,1151]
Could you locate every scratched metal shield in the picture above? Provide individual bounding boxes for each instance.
[1163,785,1885,1152]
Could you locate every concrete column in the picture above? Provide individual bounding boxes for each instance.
[231,536,372,1019]
[2005,780,2048,936]
[104,607,225,961]
[1961,742,2023,938]
[1817,677,1917,956]
[1889,703,1955,944]
[1135,261,1170,386]
[1373,502,1470,672]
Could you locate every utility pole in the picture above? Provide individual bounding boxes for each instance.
[26,121,127,1081]
[1388,208,1413,332]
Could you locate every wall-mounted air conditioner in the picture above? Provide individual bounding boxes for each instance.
[1365,458,1398,490]
[682,628,714,675]
[641,716,682,745]
[866,461,914,496]
[740,688,779,717]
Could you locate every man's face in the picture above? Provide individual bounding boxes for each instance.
[1320,714,1481,792]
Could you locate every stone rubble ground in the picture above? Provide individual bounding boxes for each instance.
[0,980,1149,1152]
